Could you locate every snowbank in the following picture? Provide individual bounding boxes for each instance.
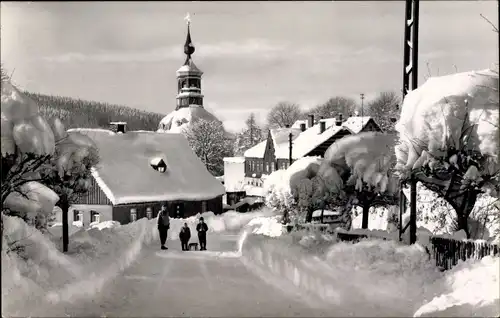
[414,256,499,317]
[2,209,274,316]
[239,215,498,317]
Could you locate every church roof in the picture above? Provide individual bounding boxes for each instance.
[176,59,203,76]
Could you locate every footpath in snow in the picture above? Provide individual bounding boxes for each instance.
[2,209,499,317]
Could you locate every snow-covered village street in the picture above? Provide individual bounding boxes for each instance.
[2,1,499,317]
[39,232,334,318]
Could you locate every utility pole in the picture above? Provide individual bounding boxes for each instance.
[360,93,365,131]
[288,133,293,166]
[399,0,420,245]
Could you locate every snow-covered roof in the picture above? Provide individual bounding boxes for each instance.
[341,116,373,134]
[245,116,373,160]
[157,105,220,133]
[244,185,266,197]
[68,128,115,135]
[288,122,349,159]
[149,157,166,166]
[109,121,127,125]
[72,129,225,205]
[243,139,267,158]
[223,157,245,163]
[311,209,341,218]
[176,60,203,76]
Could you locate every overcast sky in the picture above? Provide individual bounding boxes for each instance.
[1,1,497,132]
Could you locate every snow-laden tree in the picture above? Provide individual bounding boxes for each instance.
[266,101,303,129]
[263,169,295,222]
[315,132,400,230]
[365,91,400,132]
[395,69,499,238]
[414,182,499,240]
[1,80,58,222]
[2,80,98,236]
[233,113,265,155]
[310,96,358,120]
[39,118,99,231]
[185,118,234,176]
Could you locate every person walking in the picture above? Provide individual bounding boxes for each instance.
[196,217,209,251]
[179,223,191,251]
[157,205,170,250]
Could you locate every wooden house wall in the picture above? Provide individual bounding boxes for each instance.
[112,196,223,225]
[72,176,113,205]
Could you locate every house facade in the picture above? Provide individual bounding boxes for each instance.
[242,114,382,188]
[68,125,225,226]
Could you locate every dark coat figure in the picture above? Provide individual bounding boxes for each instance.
[157,205,170,250]
[196,217,209,251]
[179,223,191,251]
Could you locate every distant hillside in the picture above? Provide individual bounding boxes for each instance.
[25,91,165,131]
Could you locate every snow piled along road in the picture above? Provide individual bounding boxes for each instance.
[2,210,499,317]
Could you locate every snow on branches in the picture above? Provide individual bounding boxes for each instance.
[2,81,98,229]
[317,132,400,229]
[185,118,234,176]
[395,69,499,238]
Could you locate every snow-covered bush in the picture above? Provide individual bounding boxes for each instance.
[263,157,323,224]
[395,69,499,238]
[316,132,400,230]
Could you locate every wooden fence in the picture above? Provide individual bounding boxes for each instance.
[431,236,499,271]
[289,225,499,271]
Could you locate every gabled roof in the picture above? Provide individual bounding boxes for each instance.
[244,116,376,160]
[289,123,350,159]
[244,127,301,158]
[341,116,374,134]
[68,129,225,205]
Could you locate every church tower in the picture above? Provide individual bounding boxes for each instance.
[175,19,204,110]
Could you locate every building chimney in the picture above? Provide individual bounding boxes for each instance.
[109,122,127,133]
[319,121,326,133]
[300,123,306,132]
[285,124,290,128]
[308,114,315,128]
[335,114,342,126]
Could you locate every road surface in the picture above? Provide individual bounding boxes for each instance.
[42,233,336,317]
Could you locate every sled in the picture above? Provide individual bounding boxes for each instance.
[189,243,199,251]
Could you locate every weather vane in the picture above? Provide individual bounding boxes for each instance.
[184,13,191,26]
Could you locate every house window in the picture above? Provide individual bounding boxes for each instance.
[271,163,275,172]
[251,160,255,172]
[265,162,269,173]
[146,207,153,219]
[202,201,207,213]
[73,210,80,221]
[130,208,137,222]
[91,210,100,223]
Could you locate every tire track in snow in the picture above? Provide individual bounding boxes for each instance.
[154,256,174,296]
[198,257,215,291]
